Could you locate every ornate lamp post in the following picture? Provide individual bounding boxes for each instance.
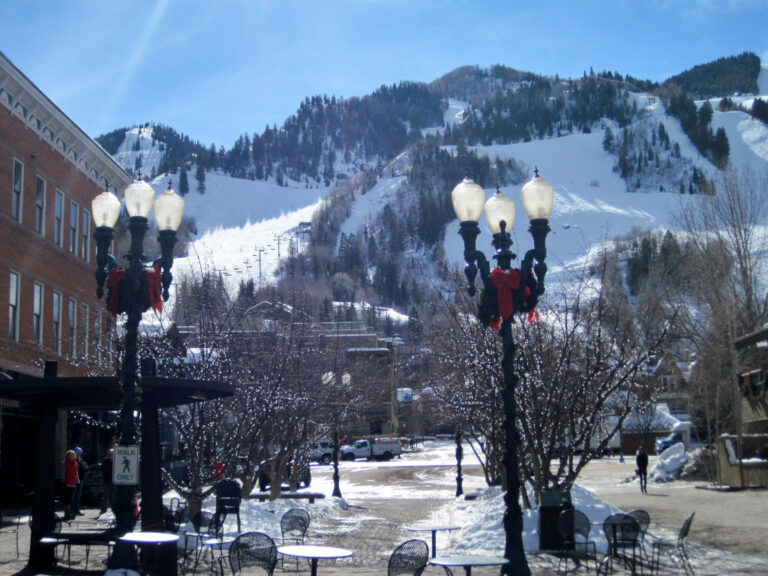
[92,180,184,562]
[451,170,554,576]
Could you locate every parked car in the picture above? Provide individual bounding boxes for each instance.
[258,459,311,491]
[656,431,686,454]
[655,422,693,454]
[307,439,333,465]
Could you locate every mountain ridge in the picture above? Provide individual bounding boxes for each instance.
[104,54,768,318]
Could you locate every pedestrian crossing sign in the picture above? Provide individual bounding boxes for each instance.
[114,445,139,485]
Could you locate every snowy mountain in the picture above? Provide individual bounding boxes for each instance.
[107,59,768,315]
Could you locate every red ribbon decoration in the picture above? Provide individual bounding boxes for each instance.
[491,267,521,320]
[488,267,538,329]
[146,265,163,315]
[105,266,163,317]
[106,269,125,317]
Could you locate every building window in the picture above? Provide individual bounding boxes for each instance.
[81,210,91,261]
[54,190,64,246]
[33,282,44,347]
[69,201,79,255]
[52,292,62,354]
[95,311,102,365]
[80,304,89,360]
[8,272,20,341]
[35,177,46,235]
[68,298,77,359]
[660,374,677,390]
[12,159,23,222]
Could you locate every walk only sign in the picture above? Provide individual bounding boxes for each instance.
[114,445,140,485]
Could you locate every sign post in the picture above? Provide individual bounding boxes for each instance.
[114,445,140,485]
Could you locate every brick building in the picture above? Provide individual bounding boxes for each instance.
[0,51,131,500]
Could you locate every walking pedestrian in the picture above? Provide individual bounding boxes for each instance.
[63,449,78,520]
[636,445,649,494]
[71,446,88,515]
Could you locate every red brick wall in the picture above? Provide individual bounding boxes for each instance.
[0,109,113,377]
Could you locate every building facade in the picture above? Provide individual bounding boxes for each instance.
[0,51,131,501]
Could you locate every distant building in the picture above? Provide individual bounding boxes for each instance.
[0,51,131,501]
[719,327,768,488]
[640,354,692,419]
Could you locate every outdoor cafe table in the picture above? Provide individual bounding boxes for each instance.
[120,531,179,575]
[278,544,353,576]
[429,554,509,576]
[405,523,461,558]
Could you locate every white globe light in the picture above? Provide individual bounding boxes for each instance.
[124,180,155,218]
[521,173,555,220]
[451,177,486,223]
[91,190,121,228]
[484,189,516,234]
[154,185,185,231]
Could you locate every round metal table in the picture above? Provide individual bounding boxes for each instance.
[429,554,509,576]
[278,544,353,576]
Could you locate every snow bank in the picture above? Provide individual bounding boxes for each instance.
[651,442,691,482]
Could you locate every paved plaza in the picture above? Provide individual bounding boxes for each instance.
[0,455,766,575]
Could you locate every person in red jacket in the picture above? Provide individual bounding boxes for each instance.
[63,449,79,520]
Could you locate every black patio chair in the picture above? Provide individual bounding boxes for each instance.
[628,509,651,566]
[0,509,21,558]
[388,539,429,576]
[601,513,642,575]
[280,508,310,571]
[557,508,597,574]
[228,531,278,576]
[163,501,183,533]
[189,510,220,574]
[651,512,695,576]
[215,478,242,533]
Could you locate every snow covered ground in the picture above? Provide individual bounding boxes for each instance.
[169,441,693,557]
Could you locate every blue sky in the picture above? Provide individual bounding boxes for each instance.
[1,0,767,149]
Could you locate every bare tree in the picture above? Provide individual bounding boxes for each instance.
[672,165,768,442]
[435,255,669,500]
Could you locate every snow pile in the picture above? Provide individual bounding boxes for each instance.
[651,442,691,482]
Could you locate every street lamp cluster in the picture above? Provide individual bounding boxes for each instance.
[451,170,554,576]
[91,180,184,555]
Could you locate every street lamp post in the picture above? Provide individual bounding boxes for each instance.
[92,180,184,566]
[455,427,463,497]
[451,170,554,576]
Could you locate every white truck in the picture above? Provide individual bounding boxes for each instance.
[340,437,402,461]
[307,439,333,464]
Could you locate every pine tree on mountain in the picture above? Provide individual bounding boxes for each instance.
[602,127,615,152]
[196,162,206,194]
[712,127,730,169]
[179,165,189,196]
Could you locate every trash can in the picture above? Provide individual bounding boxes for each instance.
[538,490,573,551]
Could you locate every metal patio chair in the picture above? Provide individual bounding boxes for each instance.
[280,508,310,571]
[388,539,429,576]
[557,508,597,574]
[228,531,278,576]
[215,478,242,533]
[652,512,695,576]
[601,513,642,575]
[0,509,21,558]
